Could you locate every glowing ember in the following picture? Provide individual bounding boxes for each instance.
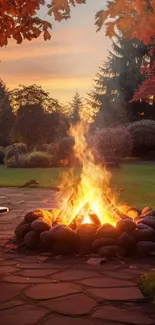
[57,119,129,227]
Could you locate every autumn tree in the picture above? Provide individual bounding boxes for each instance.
[15,102,69,148]
[0,80,14,146]
[1,1,155,48]
[15,103,45,148]
[9,84,61,112]
[95,1,155,45]
[0,0,86,46]
[43,111,69,144]
[95,1,155,104]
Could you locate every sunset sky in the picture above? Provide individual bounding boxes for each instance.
[1,0,111,103]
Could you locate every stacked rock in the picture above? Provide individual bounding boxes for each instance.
[15,209,79,254]
[14,206,155,257]
[91,206,155,258]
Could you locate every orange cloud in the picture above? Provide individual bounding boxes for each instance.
[1,1,111,102]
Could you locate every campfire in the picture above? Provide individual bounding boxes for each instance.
[14,122,155,258]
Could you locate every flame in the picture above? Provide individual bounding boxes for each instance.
[57,120,123,227]
[82,215,93,225]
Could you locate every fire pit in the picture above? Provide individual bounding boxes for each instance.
[14,122,155,258]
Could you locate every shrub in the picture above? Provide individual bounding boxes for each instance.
[0,146,4,164]
[5,143,28,161]
[6,151,54,168]
[6,154,28,168]
[27,151,51,167]
[43,143,59,155]
[58,136,75,160]
[127,120,155,157]
[93,127,133,159]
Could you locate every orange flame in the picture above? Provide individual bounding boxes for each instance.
[57,120,123,226]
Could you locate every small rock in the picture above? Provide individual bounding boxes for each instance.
[116,219,136,233]
[135,215,146,223]
[136,241,155,257]
[40,231,54,248]
[24,210,41,222]
[15,223,32,240]
[15,220,26,236]
[24,209,53,223]
[24,231,40,248]
[140,216,155,230]
[78,224,98,239]
[78,224,98,255]
[98,245,120,258]
[97,224,118,238]
[142,206,152,215]
[117,232,136,249]
[132,223,155,241]
[49,225,78,244]
[92,237,116,252]
[86,257,107,266]
[31,218,51,232]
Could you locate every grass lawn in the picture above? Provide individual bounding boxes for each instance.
[0,164,155,209]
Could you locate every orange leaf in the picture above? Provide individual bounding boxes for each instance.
[44,30,51,41]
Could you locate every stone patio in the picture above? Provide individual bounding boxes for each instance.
[0,188,155,325]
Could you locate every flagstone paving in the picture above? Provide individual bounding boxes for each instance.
[0,188,155,325]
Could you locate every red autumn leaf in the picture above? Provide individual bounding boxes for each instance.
[44,30,51,41]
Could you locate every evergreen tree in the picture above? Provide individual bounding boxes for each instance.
[88,37,150,127]
[0,80,14,146]
[70,92,84,124]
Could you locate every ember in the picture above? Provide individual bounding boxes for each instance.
[14,121,155,258]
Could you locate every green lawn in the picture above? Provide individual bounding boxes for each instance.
[0,164,155,209]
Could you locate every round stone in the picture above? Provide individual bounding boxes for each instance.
[40,231,54,247]
[97,224,118,238]
[135,215,146,224]
[136,241,155,257]
[98,245,120,258]
[78,224,98,238]
[117,232,136,249]
[25,209,53,223]
[142,207,152,216]
[15,222,31,240]
[31,218,51,232]
[92,237,116,252]
[140,217,155,230]
[116,219,136,234]
[132,223,155,241]
[24,231,40,248]
[24,210,42,223]
[48,225,78,243]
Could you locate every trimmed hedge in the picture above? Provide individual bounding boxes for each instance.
[6,151,54,168]
[93,126,133,159]
[127,120,155,157]
[5,143,28,161]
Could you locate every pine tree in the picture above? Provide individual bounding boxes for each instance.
[0,80,14,146]
[70,92,84,124]
[88,37,150,127]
